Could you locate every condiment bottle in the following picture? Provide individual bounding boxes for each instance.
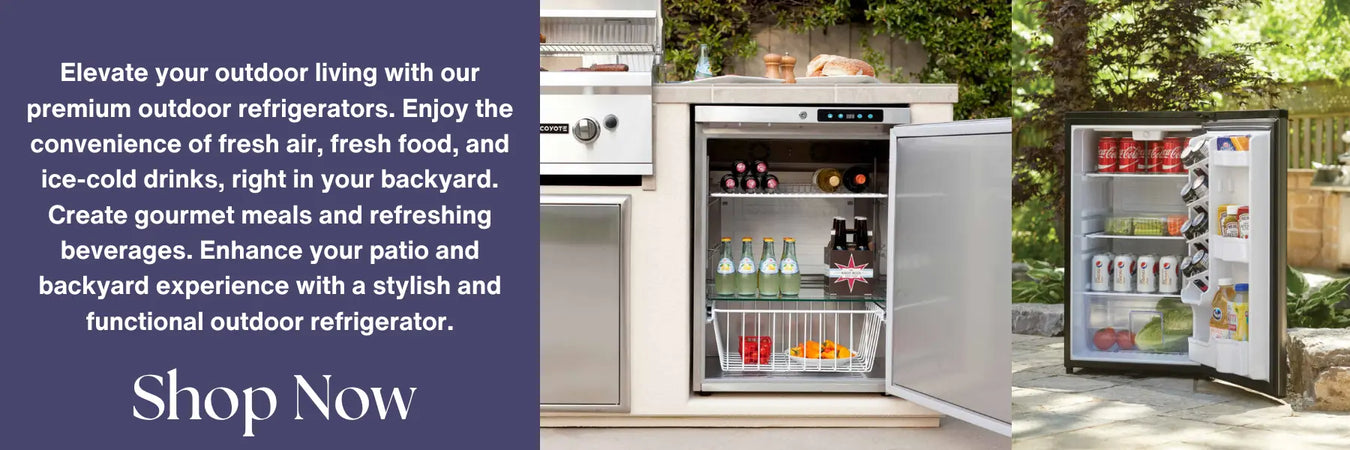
[780,54,797,84]
[1222,205,1241,238]
[763,53,782,79]
[1238,206,1250,239]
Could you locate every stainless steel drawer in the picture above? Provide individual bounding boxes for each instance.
[539,195,629,411]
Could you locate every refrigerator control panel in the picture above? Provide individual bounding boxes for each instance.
[817,109,885,123]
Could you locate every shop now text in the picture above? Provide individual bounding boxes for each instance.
[132,369,416,437]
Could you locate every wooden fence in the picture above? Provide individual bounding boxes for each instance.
[1289,113,1350,168]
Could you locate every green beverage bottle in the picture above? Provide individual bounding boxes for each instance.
[758,237,780,296]
[713,237,735,295]
[780,238,800,295]
[735,237,757,296]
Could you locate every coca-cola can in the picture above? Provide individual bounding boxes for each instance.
[1146,141,1165,173]
[1136,255,1158,293]
[1090,253,1113,291]
[1097,137,1118,173]
[1118,138,1141,173]
[1112,254,1136,292]
[1163,137,1184,173]
[1159,255,1181,293]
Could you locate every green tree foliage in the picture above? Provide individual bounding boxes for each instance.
[662,0,1011,119]
[1205,0,1350,84]
[663,0,761,81]
[1014,0,1282,220]
[862,0,1012,119]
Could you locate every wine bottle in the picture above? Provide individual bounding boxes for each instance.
[813,168,842,193]
[843,166,870,193]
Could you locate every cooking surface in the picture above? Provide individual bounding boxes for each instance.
[654,83,957,105]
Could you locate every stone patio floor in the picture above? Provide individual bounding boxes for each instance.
[1013,333,1350,449]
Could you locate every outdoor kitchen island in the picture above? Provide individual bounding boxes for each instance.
[541,83,982,428]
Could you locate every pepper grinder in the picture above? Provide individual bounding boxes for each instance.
[780,54,797,84]
[763,53,782,79]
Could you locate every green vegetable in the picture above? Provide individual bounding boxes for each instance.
[1106,217,1133,235]
[1136,318,1188,353]
[1133,218,1164,236]
[1155,297,1186,313]
[1135,310,1192,353]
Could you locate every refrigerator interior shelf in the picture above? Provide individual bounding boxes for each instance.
[1211,151,1251,167]
[710,304,884,373]
[1084,173,1189,179]
[707,283,885,303]
[1073,348,1196,365]
[1084,232,1184,240]
[1079,290,1183,298]
[711,184,887,199]
[1211,237,1250,262]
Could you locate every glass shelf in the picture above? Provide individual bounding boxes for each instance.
[707,279,885,302]
[1084,173,1188,179]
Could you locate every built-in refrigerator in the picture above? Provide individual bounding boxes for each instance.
[691,106,1013,435]
[1063,110,1288,397]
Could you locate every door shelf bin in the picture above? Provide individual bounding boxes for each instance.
[1188,337,1216,367]
[1214,338,1250,376]
[1211,237,1250,262]
[1211,151,1251,167]
[710,303,884,373]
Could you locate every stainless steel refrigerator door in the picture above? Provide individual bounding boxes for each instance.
[886,118,1012,436]
[540,195,629,411]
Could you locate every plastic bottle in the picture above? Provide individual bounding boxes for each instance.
[735,237,757,295]
[714,237,735,295]
[694,44,713,80]
[758,238,779,296]
[1210,278,1235,340]
[1232,283,1249,341]
[780,238,800,296]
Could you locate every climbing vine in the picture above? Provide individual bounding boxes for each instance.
[662,0,1011,120]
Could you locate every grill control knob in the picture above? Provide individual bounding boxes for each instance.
[574,118,599,143]
[603,114,618,130]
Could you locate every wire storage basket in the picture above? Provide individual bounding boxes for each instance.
[710,302,884,373]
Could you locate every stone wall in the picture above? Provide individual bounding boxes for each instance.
[1287,169,1341,269]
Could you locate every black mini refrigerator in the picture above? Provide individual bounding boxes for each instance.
[1062,110,1288,397]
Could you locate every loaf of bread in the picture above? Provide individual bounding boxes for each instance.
[806,54,875,77]
[589,64,629,72]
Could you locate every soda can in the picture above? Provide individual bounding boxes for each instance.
[1136,255,1158,293]
[1146,141,1165,173]
[1112,254,1136,292]
[1163,137,1184,173]
[1097,137,1118,173]
[1181,137,1207,168]
[1118,138,1141,173]
[1090,253,1113,291]
[1159,255,1181,293]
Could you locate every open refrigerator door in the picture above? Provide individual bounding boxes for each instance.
[1180,115,1287,397]
[886,118,1012,436]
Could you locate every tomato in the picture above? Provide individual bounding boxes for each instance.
[1116,330,1135,350]
[1093,327,1117,351]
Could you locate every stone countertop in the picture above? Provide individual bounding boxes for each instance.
[654,83,957,105]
